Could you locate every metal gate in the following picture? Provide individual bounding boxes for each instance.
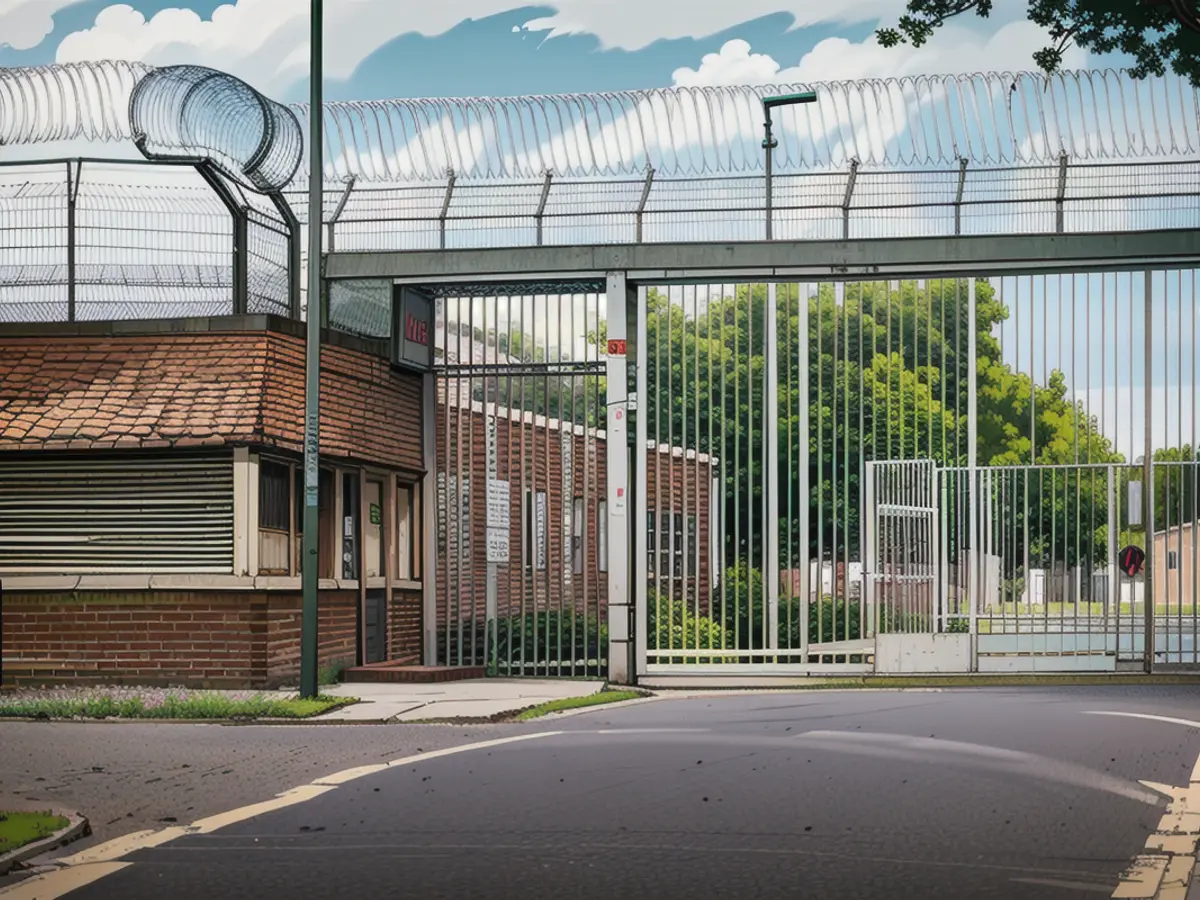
[434,291,608,677]
[864,460,943,636]
[633,272,1200,676]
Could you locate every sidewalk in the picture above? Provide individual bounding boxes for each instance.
[318,678,607,722]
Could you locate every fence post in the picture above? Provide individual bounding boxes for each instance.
[1143,270,1155,672]
[841,159,859,241]
[327,176,356,252]
[765,282,780,653]
[954,158,968,236]
[267,193,302,320]
[438,169,456,250]
[195,162,248,316]
[635,166,654,243]
[65,160,80,322]
[967,278,979,667]
[535,170,553,247]
[1055,151,1069,233]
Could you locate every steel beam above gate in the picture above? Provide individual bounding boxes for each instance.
[326,229,1200,285]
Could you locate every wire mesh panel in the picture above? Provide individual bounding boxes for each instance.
[867,461,940,636]
[0,158,296,322]
[434,292,608,677]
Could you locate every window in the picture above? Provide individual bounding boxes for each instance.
[396,480,422,581]
[258,460,292,574]
[1169,550,1179,571]
[598,500,608,573]
[647,512,657,572]
[364,478,385,580]
[647,511,695,579]
[341,472,360,581]
[291,465,335,579]
[524,490,547,570]
[573,497,585,574]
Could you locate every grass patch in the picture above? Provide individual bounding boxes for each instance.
[513,689,645,721]
[0,811,70,855]
[0,692,355,721]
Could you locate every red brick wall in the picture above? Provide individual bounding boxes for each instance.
[388,588,423,666]
[264,591,358,684]
[433,402,715,641]
[2,590,359,689]
[0,331,423,471]
[262,335,423,471]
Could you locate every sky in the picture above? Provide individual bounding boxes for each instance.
[5,1,1192,453]
[1,0,1126,103]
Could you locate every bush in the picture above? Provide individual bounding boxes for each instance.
[436,609,608,673]
[646,591,729,663]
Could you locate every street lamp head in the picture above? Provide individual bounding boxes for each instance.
[762,91,818,111]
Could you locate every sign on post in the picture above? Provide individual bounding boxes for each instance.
[1118,545,1146,578]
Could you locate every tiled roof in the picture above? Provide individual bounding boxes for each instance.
[0,335,267,451]
[0,333,424,471]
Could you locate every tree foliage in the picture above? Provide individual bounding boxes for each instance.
[877,1,1200,86]
[637,279,1121,570]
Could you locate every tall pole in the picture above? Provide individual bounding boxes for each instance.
[761,92,816,242]
[299,0,324,700]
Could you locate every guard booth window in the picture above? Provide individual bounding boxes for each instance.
[396,480,422,581]
[295,467,336,579]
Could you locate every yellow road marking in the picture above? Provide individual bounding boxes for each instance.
[0,730,563,899]
[0,863,131,900]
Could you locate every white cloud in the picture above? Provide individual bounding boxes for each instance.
[46,0,972,97]
[0,0,90,51]
[674,20,1090,87]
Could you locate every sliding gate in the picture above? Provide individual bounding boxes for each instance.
[434,291,609,677]
[636,272,1200,676]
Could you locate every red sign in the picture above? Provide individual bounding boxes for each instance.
[405,313,428,344]
[1119,545,1146,577]
[607,339,626,357]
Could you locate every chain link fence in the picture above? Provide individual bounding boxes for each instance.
[3,155,1198,326]
[0,158,296,323]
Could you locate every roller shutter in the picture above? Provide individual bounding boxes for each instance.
[0,452,235,573]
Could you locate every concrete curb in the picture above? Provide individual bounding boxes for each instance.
[637,673,1200,691]
[0,810,90,876]
[0,699,363,728]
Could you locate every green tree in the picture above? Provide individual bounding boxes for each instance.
[637,279,1120,574]
[878,1,1200,85]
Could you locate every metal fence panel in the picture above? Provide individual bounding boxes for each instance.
[433,292,608,677]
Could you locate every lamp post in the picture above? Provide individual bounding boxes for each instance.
[299,0,324,700]
[761,91,816,241]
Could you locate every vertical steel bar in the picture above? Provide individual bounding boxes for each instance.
[635,284,649,676]
[799,282,811,659]
[766,281,780,652]
[967,277,979,655]
[1144,270,1155,672]
[694,285,703,656]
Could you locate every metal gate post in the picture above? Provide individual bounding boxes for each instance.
[765,282,780,652]
[633,285,649,679]
[863,461,876,642]
[421,371,439,666]
[1143,270,1155,673]
[605,271,633,683]
[967,278,979,670]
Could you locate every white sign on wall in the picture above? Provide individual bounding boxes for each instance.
[487,480,511,529]
[486,528,510,563]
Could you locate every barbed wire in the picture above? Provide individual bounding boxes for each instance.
[296,69,1200,183]
[5,61,1200,189]
[131,66,303,193]
[1,61,302,194]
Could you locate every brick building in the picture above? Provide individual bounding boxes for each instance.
[0,314,720,687]
[0,316,427,687]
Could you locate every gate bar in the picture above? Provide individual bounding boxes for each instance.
[606,271,632,683]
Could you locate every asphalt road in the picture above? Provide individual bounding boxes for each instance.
[15,686,1200,900]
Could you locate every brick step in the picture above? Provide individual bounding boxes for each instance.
[342,664,487,684]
